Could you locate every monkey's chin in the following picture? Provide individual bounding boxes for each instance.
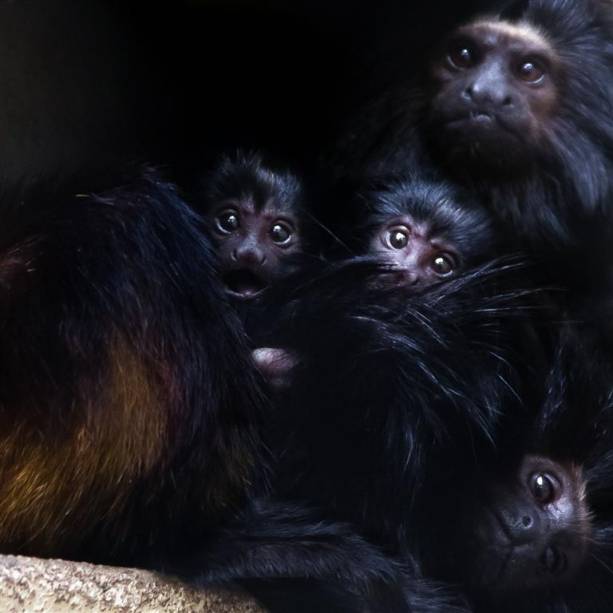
[439,117,528,171]
[468,551,512,591]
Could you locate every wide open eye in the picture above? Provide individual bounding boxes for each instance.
[431,253,457,277]
[448,42,477,69]
[270,221,293,245]
[529,472,559,505]
[516,58,545,83]
[386,226,410,250]
[216,209,240,234]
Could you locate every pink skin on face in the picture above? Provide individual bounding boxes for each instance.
[210,198,301,300]
[368,215,459,288]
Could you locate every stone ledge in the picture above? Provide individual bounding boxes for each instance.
[0,554,264,613]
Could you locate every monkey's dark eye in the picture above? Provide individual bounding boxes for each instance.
[431,253,456,277]
[270,221,293,245]
[387,227,410,250]
[516,59,545,83]
[216,210,240,234]
[447,43,476,69]
[541,546,568,576]
[529,472,558,504]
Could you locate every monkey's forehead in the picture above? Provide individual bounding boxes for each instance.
[455,19,552,52]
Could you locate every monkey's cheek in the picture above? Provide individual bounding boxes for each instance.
[470,546,547,592]
[446,120,514,153]
[497,551,551,591]
[474,506,507,544]
[465,509,512,588]
[467,546,510,589]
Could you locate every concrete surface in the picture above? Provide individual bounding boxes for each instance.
[0,555,265,613]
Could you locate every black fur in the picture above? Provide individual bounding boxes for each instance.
[0,168,426,612]
[0,169,262,562]
[201,151,306,216]
[184,150,323,326]
[331,0,613,249]
[259,259,537,551]
[188,149,316,254]
[461,338,613,613]
[355,169,497,266]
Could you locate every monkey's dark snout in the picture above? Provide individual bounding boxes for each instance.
[499,506,541,545]
[376,268,421,290]
[464,81,514,111]
[395,269,420,286]
[231,245,267,266]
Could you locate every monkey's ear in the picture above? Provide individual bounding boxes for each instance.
[252,347,300,389]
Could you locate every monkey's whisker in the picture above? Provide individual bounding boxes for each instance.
[591,553,613,578]
[305,211,355,254]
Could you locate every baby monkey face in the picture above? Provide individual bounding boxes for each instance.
[369,215,460,288]
[210,197,302,300]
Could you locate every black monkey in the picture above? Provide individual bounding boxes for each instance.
[190,151,313,303]
[333,0,613,250]
[0,168,427,612]
[427,0,613,243]
[452,454,592,601]
[254,265,612,612]
[434,340,613,613]
[255,258,534,553]
[250,259,537,612]
[0,170,259,562]
[355,171,497,288]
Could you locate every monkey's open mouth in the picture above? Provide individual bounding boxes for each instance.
[223,269,268,300]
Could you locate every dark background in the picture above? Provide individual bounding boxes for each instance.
[0,0,496,185]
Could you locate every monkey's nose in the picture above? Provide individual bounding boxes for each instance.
[406,272,420,286]
[233,246,266,266]
[501,508,541,545]
[464,83,513,110]
[393,269,419,286]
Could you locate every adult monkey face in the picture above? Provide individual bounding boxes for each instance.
[429,19,560,170]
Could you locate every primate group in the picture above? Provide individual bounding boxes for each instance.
[2,0,613,611]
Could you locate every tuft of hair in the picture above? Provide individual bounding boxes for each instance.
[505,0,613,210]
[260,256,538,541]
[359,170,497,263]
[205,150,305,214]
